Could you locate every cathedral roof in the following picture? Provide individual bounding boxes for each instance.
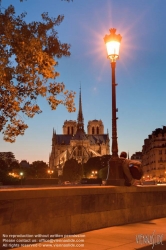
[71,130,88,140]
[54,135,73,145]
[88,134,109,145]
[53,134,108,145]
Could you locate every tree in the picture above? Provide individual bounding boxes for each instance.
[83,155,111,178]
[0,158,20,184]
[0,151,16,166]
[0,2,75,142]
[31,160,48,178]
[63,159,83,182]
[9,160,20,171]
[83,157,101,177]
[0,158,8,172]
[98,167,108,180]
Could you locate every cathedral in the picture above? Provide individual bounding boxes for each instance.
[49,89,110,174]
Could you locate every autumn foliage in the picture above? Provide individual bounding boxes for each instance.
[0,3,75,142]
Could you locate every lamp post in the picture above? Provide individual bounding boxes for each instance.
[104,28,122,158]
[20,172,23,186]
[104,28,124,186]
[48,169,54,178]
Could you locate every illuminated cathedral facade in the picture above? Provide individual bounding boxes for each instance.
[49,89,110,173]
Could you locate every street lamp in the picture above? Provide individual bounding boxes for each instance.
[91,170,98,178]
[48,169,54,178]
[103,28,124,186]
[104,28,122,158]
[20,172,24,185]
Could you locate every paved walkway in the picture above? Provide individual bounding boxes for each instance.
[7,217,166,250]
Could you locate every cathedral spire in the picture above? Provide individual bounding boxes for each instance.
[77,87,84,132]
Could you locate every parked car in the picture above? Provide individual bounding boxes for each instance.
[64,181,71,185]
[102,180,106,185]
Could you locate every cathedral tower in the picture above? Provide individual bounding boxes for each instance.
[76,87,85,133]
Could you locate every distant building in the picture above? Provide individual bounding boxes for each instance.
[49,89,110,174]
[142,126,166,181]
[131,151,142,162]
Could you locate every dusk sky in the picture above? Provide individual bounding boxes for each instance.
[0,0,166,164]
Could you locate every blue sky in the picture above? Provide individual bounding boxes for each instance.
[0,0,166,163]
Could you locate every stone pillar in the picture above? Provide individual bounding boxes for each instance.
[106,158,125,186]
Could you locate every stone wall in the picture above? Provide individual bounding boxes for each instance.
[1,186,166,235]
[24,178,59,185]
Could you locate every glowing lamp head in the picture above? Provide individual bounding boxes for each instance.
[104,28,122,62]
